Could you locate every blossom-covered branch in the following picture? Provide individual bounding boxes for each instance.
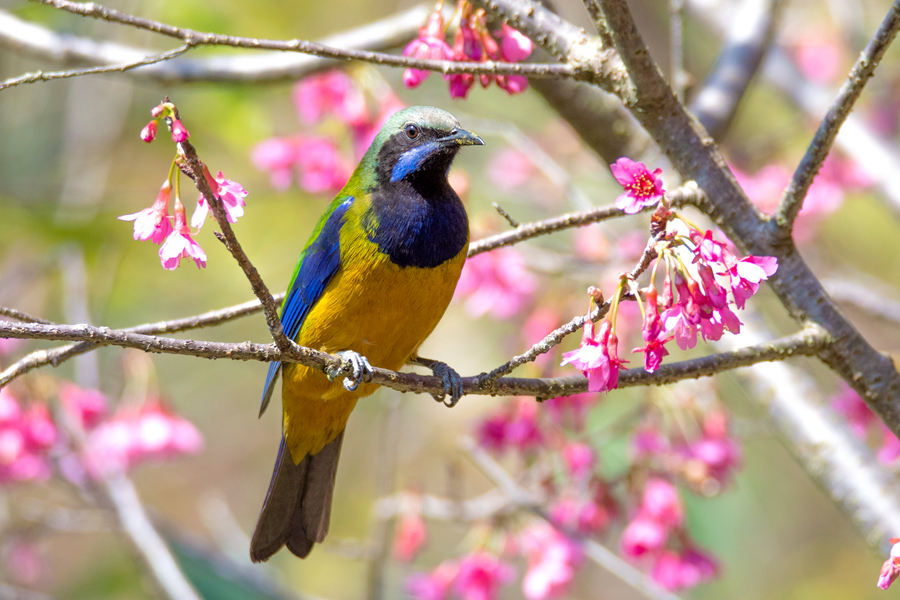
[773,0,900,233]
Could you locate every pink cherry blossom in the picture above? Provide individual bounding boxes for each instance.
[393,511,428,563]
[192,167,249,228]
[140,120,157,142]
[610,158,665,214]
[403,11,453,88]
[651,547,719,590]
[170,118,189,143]
[631,427,669,461]
[562,442,595,481]
[292,71,368,127]
[251,137,299,191]
[408,560,459,600]
[634,284,673,372]
[549,497,610,535]
[295,137,352,194]
[119,179,173,244]
[58,382,108,430]
[498,24,533,62]
[454,248,537,320]
[0,390,55,484]
[621,514,667,559]
[641,478,684,528]
[453,552,515,600]
[561,321,620,393]
[795,37,843,84]
[831,385,876,437]
[878,538,900,589]
[160,198,206,270]
[520,524,583,600]
[476,398,545,454]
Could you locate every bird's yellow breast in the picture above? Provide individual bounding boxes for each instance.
[281,228,467,463]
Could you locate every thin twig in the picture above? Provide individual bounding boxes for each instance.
[773,0,900,233]
[461,438,684,600]
[29,0,582,81]
[0,306,54,325]
[0,319,830,398]
[176,135,292,353]
[0,43,191,91]
[492,203,520,228]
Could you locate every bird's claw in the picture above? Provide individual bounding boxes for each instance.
[326,350,374,392]
[429,360,463,408]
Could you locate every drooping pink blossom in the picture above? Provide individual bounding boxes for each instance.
[620,513,667,559]
[408,560,460,600]
[393,511,428,563]
[519,523,583,600]
[610,158,665,214]
[634,284,673,372]
[454,248,537,320]
[498,24,533,62]
[159,198,207,270]
[476,398,545,455]
[292,71,368,127]
[140,120,158,143]
[403,10,454,88]
[447,17,480,99]
[192,167,249,228]
[453,551,516,600]
[641,478,684,528]
[561,321,620,393]
[170,118,190,143]
[0,389,56,484]
[878,538,900,589]
[119,179,173,244]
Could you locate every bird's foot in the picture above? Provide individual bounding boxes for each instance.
[413,357,464,407]
[326,350,374,392]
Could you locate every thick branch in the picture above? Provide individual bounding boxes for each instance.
[0,320,828,398]
[773,0,900,233]
[27,0,580,81]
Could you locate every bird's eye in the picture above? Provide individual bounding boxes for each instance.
[405,124,419,139]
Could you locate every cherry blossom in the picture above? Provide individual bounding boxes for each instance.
[453,552,515,600]
[878,538,900,589]
[403,10,453,88]
[454,248,537,320]
[160,198,207,270]
[610,158,665,214]
[119,179,173,244]
[192,167,249,228]
[520,524,583,600]
[393,511,428,563]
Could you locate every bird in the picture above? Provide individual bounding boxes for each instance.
[250,106,483,562]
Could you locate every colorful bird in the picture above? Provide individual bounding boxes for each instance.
[250,106,483,561]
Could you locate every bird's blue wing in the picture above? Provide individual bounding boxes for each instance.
[259,197,353,416]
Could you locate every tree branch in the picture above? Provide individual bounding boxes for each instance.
[773,0,900,234]
[26,0,581,82]
[0,43,191,91]
[0,319,829,398]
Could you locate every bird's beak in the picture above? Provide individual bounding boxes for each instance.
[439,128,485,147]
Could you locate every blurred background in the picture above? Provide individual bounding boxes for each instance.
[2,0,900,598]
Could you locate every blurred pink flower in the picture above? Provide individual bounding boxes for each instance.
[641,478,684,528]
[59,382,108,430]
[878,538,900,589]
[631,427,669,461]
[498,24,533,62]
[549,497,610,535]
[0,390,55,484]
[83,400,203,476]
[408,560,459,600]
[454,248,537,320]
[831,384,876,438]
[349,92,406,158]
[621,514,667,559]
[453,551,515,600]
[140,120,157,143]
[393,511,428,563]
[119,179,173,244]
[192,168,249,228]
[520,523,583,600]
[562,442,595,481]
[292,71,368,127]
[610,158,665,214]
[160,198,206,270]
[251,137,298,191]
[476,398,545,454]
[650,547,718,591]
[403,11,453,88]
[295,137,352,194]
[679,432,742,488]
[795,38,843,84]
[5,538,44,586]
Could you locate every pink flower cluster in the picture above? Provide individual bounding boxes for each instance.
[520,523,583,600]
[122,103,248,270]
[0,388,56,483]
[252,71,405,194]
[561,319,627,393]
[620,478,718,591]
[454,248,538,320]
[831,384,900,464]
[403,2,533,99]
[139,102,190,144]
[476,398,545,454]
[407,552,515,600]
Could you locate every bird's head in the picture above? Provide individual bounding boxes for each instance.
[367,106,484,189]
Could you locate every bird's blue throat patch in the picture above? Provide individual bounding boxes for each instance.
[390,142,441,183]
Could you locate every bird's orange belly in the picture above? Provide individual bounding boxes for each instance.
[282,240,466,463]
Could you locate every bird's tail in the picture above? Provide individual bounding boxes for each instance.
[250,430,345,562]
